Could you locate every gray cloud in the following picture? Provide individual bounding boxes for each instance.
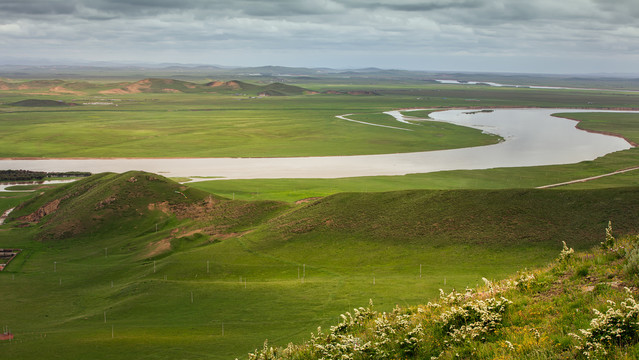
[0,0,637,73]
[0,0,76,15]
[347,0,482,12]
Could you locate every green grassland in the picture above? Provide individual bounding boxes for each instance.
[0,107,498,158]
[2,172,639,359]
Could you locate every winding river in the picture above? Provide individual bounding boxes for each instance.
[0,108,633,180]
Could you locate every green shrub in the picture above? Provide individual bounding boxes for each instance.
[624,247,639,276]
[574,265,590,279]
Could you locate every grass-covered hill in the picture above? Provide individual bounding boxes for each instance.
[253,188,639,251]
[8,171,287,243]
[3,175,639,359]
[245,228,639,359]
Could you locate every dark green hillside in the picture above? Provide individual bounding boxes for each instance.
[206,80,310,95]
[259,82,313,96]
[257,188,639,250]
[205,80,261,92]
[104,78,212,93]
[8,99,73,107]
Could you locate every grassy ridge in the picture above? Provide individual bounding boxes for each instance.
[3,175,639,359]
[247,188,639,252]
[244,232,639,359]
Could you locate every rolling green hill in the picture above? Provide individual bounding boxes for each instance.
[258,188,639,248]
[2,174,639,359]
[8,171,287,243]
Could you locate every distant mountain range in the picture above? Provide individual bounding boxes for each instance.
[1,63,639,90]
[0,78,380,97]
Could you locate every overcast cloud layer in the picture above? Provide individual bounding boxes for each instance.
[1,0,638,73]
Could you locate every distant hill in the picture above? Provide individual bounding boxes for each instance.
[258,82,316,96]
[0,77,383,97]
[0,79,104,95]
[205,79,260,92]
[100,78,208,94]
[0,79,66,90]
[2,63,639,90]
[100,78,312,96]
[7,99,75,107]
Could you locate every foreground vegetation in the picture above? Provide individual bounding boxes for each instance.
[246,224,639,359]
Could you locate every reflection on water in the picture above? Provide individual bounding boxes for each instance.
[0,179,77,192]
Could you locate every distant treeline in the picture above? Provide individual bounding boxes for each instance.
[0,170,91,182]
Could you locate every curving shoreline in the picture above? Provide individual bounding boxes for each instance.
[0,108,634,180]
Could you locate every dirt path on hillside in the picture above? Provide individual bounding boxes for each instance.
[536,166,639,189]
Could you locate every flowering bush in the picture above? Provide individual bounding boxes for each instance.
[248,340,278,360]
[438,288,475,305]
[557,241,575,263]
[438,296,512,344]
[514,272,537,293]
[306,301,428,359]
[569,289,639,359]
[601,221,615,249]
[330,299,377,335]
[398,323,424,356]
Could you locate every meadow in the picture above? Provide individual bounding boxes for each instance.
[2,76,639,359]
[1,78,638,159]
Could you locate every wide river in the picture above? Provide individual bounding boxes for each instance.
[0,108,634,180]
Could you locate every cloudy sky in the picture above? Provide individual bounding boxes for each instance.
[1,0,638,74]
